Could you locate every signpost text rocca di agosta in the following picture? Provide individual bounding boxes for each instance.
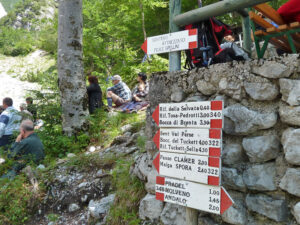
[152,101,233,215]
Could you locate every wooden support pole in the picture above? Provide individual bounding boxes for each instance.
[173,0,271,27]
[241,15,252,53]
[186,207,198,225]
[169,0,181,72]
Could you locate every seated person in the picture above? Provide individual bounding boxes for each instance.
[1,120,44,179]
[106,75,131,109]
[0,97,21,149]
[219,34,250,61]
[19,103,33,120]
[121,72,149,113]
[278,0,300,24]
[26,97,37,122]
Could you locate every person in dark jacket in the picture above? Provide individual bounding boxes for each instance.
[87,75,103,114]
[1,119,44,179]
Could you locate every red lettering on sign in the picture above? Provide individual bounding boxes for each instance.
[156,192,165,201]
[156,176,165,185]
[211,101,223,110]
[209,129,221,139]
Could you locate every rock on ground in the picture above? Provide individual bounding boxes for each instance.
[279,79,300,106]
[88,194,115,219]
[160,203,186,225]
[281,128,300,165]
[224,104,277,135]
[243,163,276,191]
[139,194,163,221]
[246,194,288,222]
[293,202,300,224]
[242,135,280,163]
[279,168,300,197]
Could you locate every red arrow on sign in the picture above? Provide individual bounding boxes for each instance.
[141,40,147,54]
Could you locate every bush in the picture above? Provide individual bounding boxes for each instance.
[0,27,35,56]
[0,175,42,225]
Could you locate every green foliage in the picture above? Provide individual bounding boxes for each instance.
[0,0,21,12]
[106,158,146,225]
[89,109,146,147]
[0,27,35,56]
[82,0,169,86]
[0,175,42,225]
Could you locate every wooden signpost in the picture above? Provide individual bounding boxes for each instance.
[141,29,197,55]
[152,100,233,220]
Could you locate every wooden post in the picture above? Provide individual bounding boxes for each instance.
[241,15,252,53]
[173,0,271,26]
[169,0,181,72]
[186,207,198,225]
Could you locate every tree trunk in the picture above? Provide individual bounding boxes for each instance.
[58,0,89,136]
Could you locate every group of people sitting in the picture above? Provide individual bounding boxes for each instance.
[87,72,149,114]
[0,97,44,179]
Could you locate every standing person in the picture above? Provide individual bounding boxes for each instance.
[87,75,103,114]
[26,97,37,121]
[106,75,131,109]
[0,97,22,149]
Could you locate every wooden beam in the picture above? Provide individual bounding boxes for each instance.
[253,3,285,25]
[254,30,291,52]
[173,0,271,26]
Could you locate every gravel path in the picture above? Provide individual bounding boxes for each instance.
[0,50,53,109]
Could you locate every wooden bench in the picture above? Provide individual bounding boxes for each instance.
[249,3,300,58]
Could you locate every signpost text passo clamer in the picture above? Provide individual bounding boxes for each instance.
[152,100,234,217]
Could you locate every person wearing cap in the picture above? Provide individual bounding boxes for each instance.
[106,75,131,108]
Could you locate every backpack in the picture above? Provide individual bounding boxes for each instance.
[184,18,233,70]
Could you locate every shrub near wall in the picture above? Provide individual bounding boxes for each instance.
[133,55,300,225]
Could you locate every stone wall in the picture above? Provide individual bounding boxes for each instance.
[132,54,300,225]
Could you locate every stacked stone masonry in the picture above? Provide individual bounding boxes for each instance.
[133,55,300,225]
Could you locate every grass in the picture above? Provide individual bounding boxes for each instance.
[106,158,146,225]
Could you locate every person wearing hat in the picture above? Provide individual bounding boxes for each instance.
[106,75,131,108]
